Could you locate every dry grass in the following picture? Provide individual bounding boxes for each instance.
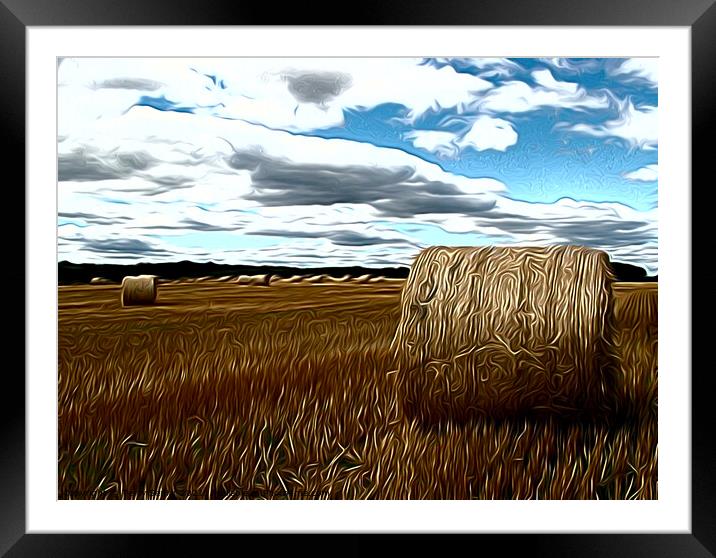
[58,281,657,500]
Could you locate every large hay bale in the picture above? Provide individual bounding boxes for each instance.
[611,283,658,418]
[121,275,157,306]
[612,283,657,331]
[392,245,616,422]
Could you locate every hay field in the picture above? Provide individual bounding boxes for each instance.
[58,280,657,499]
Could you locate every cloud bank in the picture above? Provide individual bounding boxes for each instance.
[57,58,659,274]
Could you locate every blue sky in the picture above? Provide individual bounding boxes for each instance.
[57,57,658,273]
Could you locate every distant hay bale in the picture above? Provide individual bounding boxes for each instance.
[272,275,304,284]
[355,274,372,283]
[392,245,616,423]
[327,274,351,283]
[245,274,271,286]
[90,277,112,285]
[368,276,385,283]
[121,275,157,306]
[305,274,328,284]
[235,274,272,286]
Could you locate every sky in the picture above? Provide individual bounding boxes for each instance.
[57,57,658,274]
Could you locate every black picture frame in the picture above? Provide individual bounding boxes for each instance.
[4,1,712,556]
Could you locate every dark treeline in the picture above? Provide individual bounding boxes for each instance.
[58,260,656,285]
[58,261,411,285]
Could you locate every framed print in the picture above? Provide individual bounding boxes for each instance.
[5,0,712,556]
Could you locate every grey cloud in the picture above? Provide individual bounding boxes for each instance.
[226,149,267,171]
[59,145,203,195]
[282,71,352,105]
[149,175,193,187]
[128,216,249,232]
[99,175,195,195]
[374,195,496,218]
[552,220,654,247]
[59,147,158,182]
[91,78,164,91]
[247,229,415,247]
[180,218,238,232]
[100,182,196,197]
[139,175,195,195]
[82,238,171,256]
[475,210,655,250]
[225,149,496,218]
[59,212,131,225]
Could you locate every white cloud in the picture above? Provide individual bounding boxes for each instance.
[429,57,524,79]
[403,130,460,157]
[57,59,658,273]
[405,115,518,156]
[532,69,578,94]
[58,58,493,136]
[559,98,657,149]
[460,115,518,152]
[611,58,658,86]
[474,69,609,113]
[59,106,507,262]
[624,164,658,182]
[58,106,657,273]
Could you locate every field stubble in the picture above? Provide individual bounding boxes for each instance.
[58,281,657,499]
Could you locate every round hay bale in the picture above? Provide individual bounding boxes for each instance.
[392,245,616,423]
[611,283,658,418]
[247,274,271,286]
[274,275,305,284]
[90,276,112,285]
[355,274,372,283]
[121,275,157,306]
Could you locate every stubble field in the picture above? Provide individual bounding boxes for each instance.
[58,280,657,499]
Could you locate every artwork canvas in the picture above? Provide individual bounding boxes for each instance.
[57,57,657,500]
